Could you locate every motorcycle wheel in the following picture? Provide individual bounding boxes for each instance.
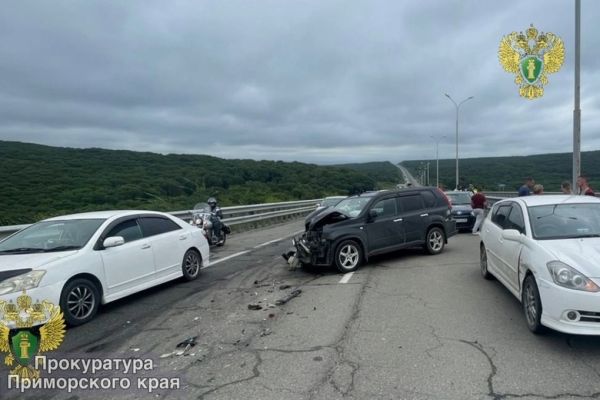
[216,232,226,247]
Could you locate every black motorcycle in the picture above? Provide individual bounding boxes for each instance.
[190,202,230,246]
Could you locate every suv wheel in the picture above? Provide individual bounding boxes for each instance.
[334,240,362,273]
[425,227,445,255]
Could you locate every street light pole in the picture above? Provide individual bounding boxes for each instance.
[444,94,474,190]
[573,0,581,192]
[430,135,446,188]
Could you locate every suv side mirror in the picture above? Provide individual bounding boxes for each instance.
[368,209,378,222]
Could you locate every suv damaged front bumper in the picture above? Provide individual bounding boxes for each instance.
[282,232,332,268]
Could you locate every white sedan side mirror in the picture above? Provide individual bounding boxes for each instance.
[103,236,125,248]
[501,229,522,242]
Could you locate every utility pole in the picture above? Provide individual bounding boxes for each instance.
[573,0,581,191]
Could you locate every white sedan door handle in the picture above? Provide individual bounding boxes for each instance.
[141,243,151,249]
[393,218,403,222]
[179,234,188,240]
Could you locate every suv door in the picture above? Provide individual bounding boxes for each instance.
[364,196,404,253]
[397,193,427,243]
[99,218,156,295]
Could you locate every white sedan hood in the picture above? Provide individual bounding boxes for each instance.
[0,251,78,272]
[542,238,600,278]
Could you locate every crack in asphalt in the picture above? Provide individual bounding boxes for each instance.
[459,339,600,400]
[307,268,373,399]
[195,352,263,400]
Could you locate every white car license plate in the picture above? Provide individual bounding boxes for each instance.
[455,218,468,223]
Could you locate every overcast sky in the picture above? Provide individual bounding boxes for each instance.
[1,0,599,164]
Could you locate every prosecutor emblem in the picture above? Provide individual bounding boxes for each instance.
[0,291,65,380]
[499,24,564,99]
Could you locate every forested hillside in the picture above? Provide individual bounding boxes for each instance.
[0,141,400,224]
[402,151,600,192]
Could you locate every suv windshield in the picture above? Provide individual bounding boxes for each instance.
[0,219,106,254]
[445,192,471,205]
[528,203,600,239]
[334,197,372,218]
[322,197,345,207]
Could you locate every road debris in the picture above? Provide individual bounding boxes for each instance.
[275,289,302,306]
[248,304,263,310]
[174,336,198,356]
[260,329,272,337]
[279,284,291,290]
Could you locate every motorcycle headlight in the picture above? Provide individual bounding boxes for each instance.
[0,270,47,296]
[547,261,600,292]
[195,218,202,225]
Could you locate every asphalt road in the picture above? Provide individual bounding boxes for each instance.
[4,220,600,400]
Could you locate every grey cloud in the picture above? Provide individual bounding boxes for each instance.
[0,0,599,164]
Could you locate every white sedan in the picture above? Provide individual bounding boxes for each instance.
[480,195,600,335]
[0,210,209,326]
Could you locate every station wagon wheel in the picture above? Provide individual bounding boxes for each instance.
[334,240,362,273]
[522,275,545,334]
[425,227,445,255]
[60,278,100,326]
[480,244,493,280]
[182,249,201,281]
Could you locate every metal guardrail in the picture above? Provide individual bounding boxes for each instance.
[0,199,320,238]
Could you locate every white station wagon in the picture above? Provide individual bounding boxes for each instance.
[0,210,209,326]
[480,195,600,335]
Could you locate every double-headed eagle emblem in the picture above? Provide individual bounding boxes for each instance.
[0,291,66,380]
[499,24,565,99]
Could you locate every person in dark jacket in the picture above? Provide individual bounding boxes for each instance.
[207,197,224,240]
[518,177,534,196]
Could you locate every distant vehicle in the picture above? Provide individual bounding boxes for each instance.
[445,191,475,231]
[0,211,209,326]
[285,187,457,272]
[480,195,600,335]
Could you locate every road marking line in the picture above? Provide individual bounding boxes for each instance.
[204,227,305,269]
[254,238,284,249]
[339,272,355,284]
[204,251,250,268]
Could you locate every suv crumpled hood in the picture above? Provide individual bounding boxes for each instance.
[306,208,349,231]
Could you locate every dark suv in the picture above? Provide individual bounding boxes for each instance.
[288,187,457,272]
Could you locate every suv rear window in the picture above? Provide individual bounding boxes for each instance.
[399,194,424,212]
[420,190,437,208]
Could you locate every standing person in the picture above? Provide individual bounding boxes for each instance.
[471,189,487,235]
[518,177,534,196]
[533,184,544,195]
[561,181,572,194]
[576,175,595,196]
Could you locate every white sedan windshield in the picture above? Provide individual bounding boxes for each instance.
[528,203,600,239]
[0,219,106,253]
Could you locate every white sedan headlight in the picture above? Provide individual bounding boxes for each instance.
[546,261,600,292]
[0,270,46,296]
